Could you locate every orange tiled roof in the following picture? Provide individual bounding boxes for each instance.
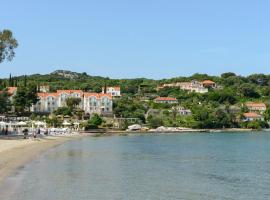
[84,93,112,99]
[155,97,177,101]
[243,112,261,118]
[37,93,58,98]
[202,80,215,84]
[7,87,17,95]
[56,90,83,94]
[245,102,266,107]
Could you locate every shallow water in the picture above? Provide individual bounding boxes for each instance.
[1,132,270,200]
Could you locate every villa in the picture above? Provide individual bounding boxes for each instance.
[243,112,264,121]
[245,102,266,113]
[154,97,178,104]
[157,80,210,93]
[171,106,192,116]
[202,80,217,88]
[32,90,113,115]
[102,86,121,97]
[7,87,17,100]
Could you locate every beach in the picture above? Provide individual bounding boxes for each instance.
[0,134,85,185]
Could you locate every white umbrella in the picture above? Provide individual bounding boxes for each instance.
[34,121,46,126]
[17,121,27,126]
[63,121,71,126]
[0,121,6,126]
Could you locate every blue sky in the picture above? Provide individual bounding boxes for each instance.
[1,0,270,79]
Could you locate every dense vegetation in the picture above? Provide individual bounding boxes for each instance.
[1,71,270,129]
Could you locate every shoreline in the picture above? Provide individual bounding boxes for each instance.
[0,134,86,186]
[106,128,259,134]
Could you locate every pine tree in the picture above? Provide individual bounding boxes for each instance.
[24,75,27,87]
[9,73,12,87]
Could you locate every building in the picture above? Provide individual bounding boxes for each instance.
[243,112,264,121]
[157,80,209,93]
[83,93,113,115]
[7,87,17,100]
[39,85,50,93]
[202,80,217,88]
[245,102,266,113]
[32,90,113,115]
[154,97,178,104]
[102,86,121,97]
[171,106,192,116]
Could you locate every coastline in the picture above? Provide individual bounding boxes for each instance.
[107,128,256,135]
[0,134,86,185]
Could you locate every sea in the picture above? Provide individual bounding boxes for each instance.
[1,132,270,200]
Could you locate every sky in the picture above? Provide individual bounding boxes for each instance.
[1,0,270,79]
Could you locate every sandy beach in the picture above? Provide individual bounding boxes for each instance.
[0,134,85,185]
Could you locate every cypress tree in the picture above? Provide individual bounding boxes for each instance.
[24,75,27,87]
[9,73,12,86]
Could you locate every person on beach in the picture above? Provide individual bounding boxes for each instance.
[5,125,8,135]
[44,128,48,136]
[23,128,28,139]
[33,129,37,138]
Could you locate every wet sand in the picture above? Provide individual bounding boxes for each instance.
[0,134,85,185]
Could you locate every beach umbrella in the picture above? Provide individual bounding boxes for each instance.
[17,121,27,126]
[0,121,6,126]
[0,121,6,128]
[63,121,71,126]
[35,121,46,127]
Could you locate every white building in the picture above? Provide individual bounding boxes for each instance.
[102,86,121,97]
[157,80,208,93]
[154,97,178,104]
[32,90,113,115]
[83,93,113,114]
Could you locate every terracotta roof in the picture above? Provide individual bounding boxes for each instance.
[243,112,262,118]
[245,102,266,107]
[84,93,112,99]
[37,93,58,98]
[155,97,178,101]
[202,80,215,84]
[56,90,83,95]
[7,87,17,95]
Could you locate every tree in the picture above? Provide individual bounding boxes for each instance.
[147,115,163,128]
[26,84,39,111]
[206,89,237,104]
[264,107,270,121]
[53,107,72,116]
[13,86,38,113]
[221,72,236,79]
[0,91,10,113]
[85,114,103,129]
[66,97,81,109]
[238,83,260,98]
[247,74,269,86]
[13,88,28,113]
[0,30,18,63]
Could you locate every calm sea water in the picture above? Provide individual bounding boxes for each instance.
[1,132,270,200]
